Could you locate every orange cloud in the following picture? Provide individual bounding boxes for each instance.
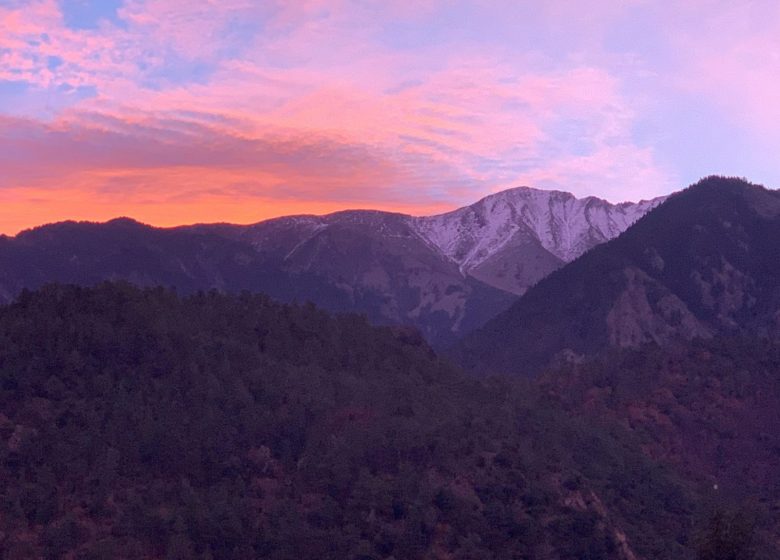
[0,0,680,233]
[0,114,464,233]
[0,182,452,235]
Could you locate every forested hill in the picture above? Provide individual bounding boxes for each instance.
[0,282,701,559]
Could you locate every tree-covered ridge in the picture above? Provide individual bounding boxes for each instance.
[0,283,693,559]
[541,338,780,559]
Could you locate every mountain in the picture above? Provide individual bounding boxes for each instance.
[0,186,660,346]
[0,216,349,308]
[414,187,665,294]
[231,210,517,344]
[452,176,780,375]
[0,283,704,559]
[0,214,513,347]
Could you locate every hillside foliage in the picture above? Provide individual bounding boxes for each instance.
[0,283,697,559]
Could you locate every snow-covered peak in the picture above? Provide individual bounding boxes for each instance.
[412,187,666,272]
[242,186,666,288]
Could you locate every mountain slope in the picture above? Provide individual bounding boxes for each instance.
[452,176,780,375]
[236,210,516,344]
[0,186,659,346]
[0,283,699,559]
[0,215,514,346]
[0,217,346,305]
[540,337,780,558]
[414,187,665,294]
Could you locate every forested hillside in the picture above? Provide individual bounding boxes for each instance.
[0,283,699,559]
[540,337,780,558]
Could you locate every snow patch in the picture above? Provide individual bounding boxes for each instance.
[412,187,666,272]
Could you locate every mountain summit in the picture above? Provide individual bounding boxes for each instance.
[452,176,780,375]
[240,187,664,297]
[413,187,665,294]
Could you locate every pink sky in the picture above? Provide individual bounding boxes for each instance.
[1,1,779,233]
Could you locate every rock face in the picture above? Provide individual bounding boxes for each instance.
[604,267,712,347]
[452,177,780,375]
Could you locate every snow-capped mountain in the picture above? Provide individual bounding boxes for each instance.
[413,187,666,294]
[451,177,780,376]
[239,187,666,304]
[0,185,666,347]
[237,209,517,346]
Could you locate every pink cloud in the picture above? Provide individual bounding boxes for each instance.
[0,112,477,211]
[0,0,679,232]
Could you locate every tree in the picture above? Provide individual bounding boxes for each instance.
[696,509,755,560]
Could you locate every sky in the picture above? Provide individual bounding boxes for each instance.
[1,0,779,233]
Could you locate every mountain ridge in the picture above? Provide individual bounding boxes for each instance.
[452,176,780,375]
[411,186,665,293]
[13,186,664,296]
[0,185,665,345]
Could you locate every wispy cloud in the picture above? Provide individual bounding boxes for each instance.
[3,0,778,232]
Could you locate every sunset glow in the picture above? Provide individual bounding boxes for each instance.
[2,1,780,233]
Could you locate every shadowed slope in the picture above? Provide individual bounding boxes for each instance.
[452,176,780,376]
